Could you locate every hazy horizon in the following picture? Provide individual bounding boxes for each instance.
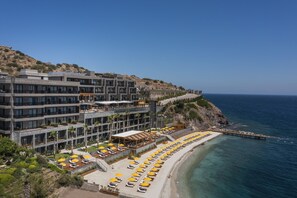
[1,0,296,95]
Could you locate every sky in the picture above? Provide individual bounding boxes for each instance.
[1,0,296,95]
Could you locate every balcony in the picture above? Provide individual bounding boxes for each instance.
[14,113,44,119]
[0,102,10,105]
[14,102,45,106]
[0,89,10,93]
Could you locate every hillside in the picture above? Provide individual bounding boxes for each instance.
[0,46,87,76]
[0,46,182,93]
[161,96,229,130]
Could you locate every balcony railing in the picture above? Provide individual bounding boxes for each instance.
[14,102,45,106]
[14,90,79,94]
[14,113,44,118]
[0,102,10,105]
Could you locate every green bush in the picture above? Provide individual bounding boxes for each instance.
[57,174,83,187]
[0,137,18,158]
[47,163,66,174]
[196,98,211,109]
[16,161,29,168]
[28,165,37,172]
[0,174,15,185]
[7,63,19,67]
[36,155,48,167]
[189,110,203,121]
[0,167,16,175]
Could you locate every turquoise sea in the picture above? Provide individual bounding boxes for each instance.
[176,94,297,198]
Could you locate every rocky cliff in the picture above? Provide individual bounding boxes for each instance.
[161,96,228,130]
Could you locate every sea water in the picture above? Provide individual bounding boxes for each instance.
[176,94,297,198]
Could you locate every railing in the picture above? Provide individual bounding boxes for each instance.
[14,90,79,94]
[14,102,45,106]
[14,113,44,118]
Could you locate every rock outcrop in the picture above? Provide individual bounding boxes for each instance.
[161,96,228,130]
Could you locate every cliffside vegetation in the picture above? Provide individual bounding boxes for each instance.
[0,137,83,198]
[161,96,228,129]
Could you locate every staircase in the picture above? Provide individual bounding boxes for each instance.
[94,158,110,172]
[165,134,175,142]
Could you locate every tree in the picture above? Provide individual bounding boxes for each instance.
[124,110,130,131]
[0,137,18,158]
[94,121,101,147]
[68,126,75,154]
[114,114,121,134]
[29,174,48,198]
[135,113,141,130]
[49,131,58,158]
[108,115,117,142]
[83,124,89,151]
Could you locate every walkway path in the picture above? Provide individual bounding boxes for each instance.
[159,93,200,106]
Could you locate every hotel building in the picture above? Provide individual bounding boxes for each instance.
[0,69,150,153]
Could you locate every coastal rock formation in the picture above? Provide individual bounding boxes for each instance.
[161,96,229,130]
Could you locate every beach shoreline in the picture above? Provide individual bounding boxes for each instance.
[83,132,221,198]
[161,132,222,198]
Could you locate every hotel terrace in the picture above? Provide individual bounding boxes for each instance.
[0,69,151,153]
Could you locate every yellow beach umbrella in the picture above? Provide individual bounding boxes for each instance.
[58,158,66,163]
[70,154,78,158]
[59,162,66,167]
[143,177,152,181]
[132,173,140,177]
[98,146,105,150]
[133,157,140,161]
[128,177,137,182]
[107,143,114,147]
[157,160,164,164]
[144,160,150,165]
[72,158,79,163]
[101,150,108,153]
[110,178,118,182]
[83,155,91,159]
[140,182,150,187]
[115,173,123,177]
[151,168,159,172]
[111,147,117,150]
[147,157,153,161]
[136,168,144,172]
[119,144,125,147]
[154,164,162,168]
[139,164,146,168]
[130,161,136,165]
[148,172,156,176]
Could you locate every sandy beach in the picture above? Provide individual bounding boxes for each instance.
[83,131,221,198]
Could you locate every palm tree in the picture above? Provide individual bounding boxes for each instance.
[124,110,130,131]
[68,126,75,154]
[135,113,141,130]
[114,113,121,134]
[94,121,100,147]
[108,114,117,142]
[49,130,57,158]
[83,123,89,151]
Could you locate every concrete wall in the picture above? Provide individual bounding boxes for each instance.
[70,162,96,175]
[104,149,131,164]
[170,127,193,138]
[135,142,156,155]
[155,136,167,144]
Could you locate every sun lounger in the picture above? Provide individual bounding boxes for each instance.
[137,187,147,193]
[108,182,117,188]
[125,182,135,187]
